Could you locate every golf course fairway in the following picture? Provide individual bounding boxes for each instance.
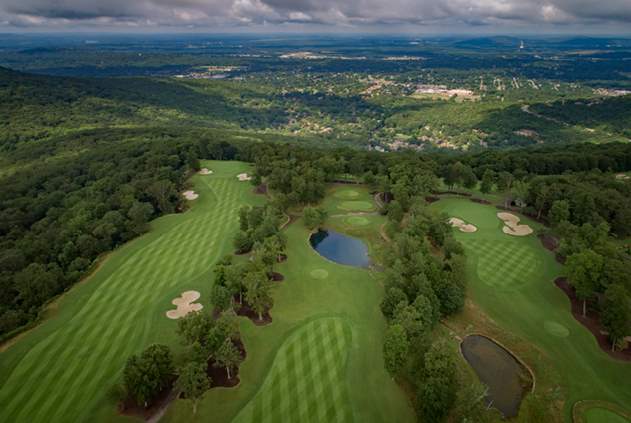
[431,198,631,421]
[0,161,263,423]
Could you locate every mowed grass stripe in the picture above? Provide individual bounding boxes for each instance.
[46,179,242,421]
[233,317,353,423]
[0,167,250,423]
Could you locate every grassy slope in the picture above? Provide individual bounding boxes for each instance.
[431,198,631,421]
[0,161,262,423]
[165,185,414,423]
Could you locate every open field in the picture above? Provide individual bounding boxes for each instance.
[431,198,631,421]
[0,161,263,423]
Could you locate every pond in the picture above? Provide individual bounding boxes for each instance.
[309,230,371,268]
[460,335,532,418]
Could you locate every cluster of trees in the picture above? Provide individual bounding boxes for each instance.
[123,344,175,408]
[210,251,278,322]
[559,221,631,350]
[380,203,468,421]
[0,137,199,337]
[209,206,286,321]
[122,310,245,414]
[234,205,284,254]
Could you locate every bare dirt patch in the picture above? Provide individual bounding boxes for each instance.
[166,291,203,319]
[554,277,631,361]
[182,190,199,201]
[448,217,478,233]
[497,212,533,236]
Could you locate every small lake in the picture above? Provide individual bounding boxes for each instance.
[461,335,531,418]
[309,230,371,268]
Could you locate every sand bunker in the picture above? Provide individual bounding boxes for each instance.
[166,291,203,319]
[237,173,252,182]
[182,190,199,200]
[497,212,533,236]
[448,217,478,233]
[198,168,213,175]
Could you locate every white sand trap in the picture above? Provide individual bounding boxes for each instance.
[237,173,252,181]
[448,217,478,233]
[166,290,203,319]
[497,212,533,236]
[198,168,213,175]
[182,190,199,200]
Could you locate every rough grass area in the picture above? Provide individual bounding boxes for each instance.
[432,198,631,421]
[233,317,354,423]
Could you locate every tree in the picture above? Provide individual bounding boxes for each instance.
[602,284,631,351]
[383,324,409,377]
[387,200,404,224]
[381,287,408,319]
[214,338,243,380]
[416,342,457,422]
[549,200,570,227]
[496,171,514,192]
[177,311,214,346]
[303,206,328,230]
[234,230,253,254]
[461,166,478,190]
[123,344,175,407]
[511,180,529,209]
[177,362,210,415]
[147,180,177,214]
[567,249,604,317]
[480,169,495,194]
[244,270,273,321]
[211,284,232,312]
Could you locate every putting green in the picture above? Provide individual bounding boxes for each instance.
[334,189,361,200]
[345,216,369,226]
[233,318,354,423]
[310,269,329,279]
[0,161,263,423]
[338,201,374,212]
[544,321,570,338]
[584,408,630,423]
[431,198,631,421]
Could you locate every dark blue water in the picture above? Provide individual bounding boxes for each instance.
[309,230,370,268]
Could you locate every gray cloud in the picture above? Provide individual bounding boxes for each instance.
[1,0,631,31]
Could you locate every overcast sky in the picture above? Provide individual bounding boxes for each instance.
[1,0,631,33]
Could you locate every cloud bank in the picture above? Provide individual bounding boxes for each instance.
[1,0,630,32]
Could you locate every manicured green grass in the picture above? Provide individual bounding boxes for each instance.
[338,201,374,212]
[574,400,631,423]
[431,198,631,421]
[334,188,361,200]
[584,408,630,423]
[321,185,377,215]
[164,185,412,423]
[233,317,354,423]
[0,161,263,423]
[345,216,370,226]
